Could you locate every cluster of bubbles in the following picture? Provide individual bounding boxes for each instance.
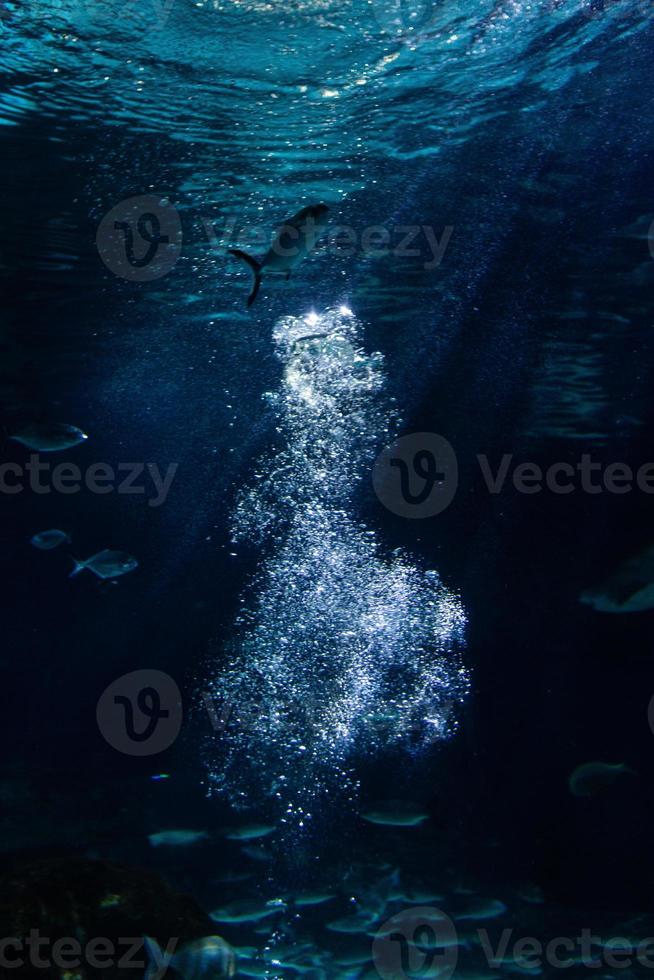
[205,308,468,816]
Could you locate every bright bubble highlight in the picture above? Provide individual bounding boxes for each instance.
[205,308,468,817]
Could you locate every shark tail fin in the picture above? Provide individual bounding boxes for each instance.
[229,249,262,308]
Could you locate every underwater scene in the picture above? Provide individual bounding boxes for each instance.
[2,0,654,977]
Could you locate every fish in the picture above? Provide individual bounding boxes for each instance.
[263,942,317,967]
[399,931,472,952]
[30,529,71,550]
[333,947,373,967]
[455,898,507,921]
[294,891,336,907]
[10,422,88,452]
[326,914,375,934]
[360,800,429,827]
[452,880,478,896]
[210,899,285,924]
[391,881,445,904]
[229,203,329,308]
[69,549,138,580]
[502,955,543,975]
[372,907,450,940]
[148,830,210,847]
[224,822,276,841]
[232,946,258,960]
[351,867,401,921]
[568,761,635,797]
[580,545,654,612]
[144,935,236,980]
[238,966,272,978]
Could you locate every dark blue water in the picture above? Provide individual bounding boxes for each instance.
[2,0,654,976]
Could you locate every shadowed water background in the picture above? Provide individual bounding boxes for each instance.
[2,0,654,925]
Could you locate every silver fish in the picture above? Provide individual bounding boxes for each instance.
[568,761,635,797]
[241,843,273,862]
[210,899,285,924]
[144,935,236,980]
[11,422,88,452]
[224,822,275,841]
[326,914,374,935]
[148,830,209,847]
[69,549,138,580]
[294,891,336,907]
[30,529,71,551]
[455,898,507,921]
[361,800,429,827]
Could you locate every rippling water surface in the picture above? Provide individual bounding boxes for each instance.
[3,0,652,429]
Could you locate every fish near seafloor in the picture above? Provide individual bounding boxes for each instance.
[10,422,88,452]
[210,899,285,924]
[360,799,429,827]
[241,843,273,862]
[568,761,635,797]
[293,890,336,907]
[455,898,508,921]
[223,822,276,841]
[148,830,210,847]
[144,935,236,980]
[326,914,375,935]
[31,529,71,550]
[69,549,138,580]
[229,203,329,308]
